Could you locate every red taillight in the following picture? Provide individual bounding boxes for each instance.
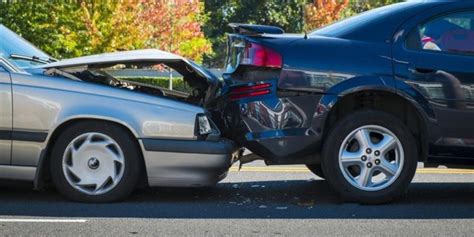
[229,83,272,100]
[241,42,282,68]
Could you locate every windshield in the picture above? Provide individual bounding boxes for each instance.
[310,2,419,37]
[0,24,52,68]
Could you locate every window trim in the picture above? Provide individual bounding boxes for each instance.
[403,9,474,57]
[0,57,20,73]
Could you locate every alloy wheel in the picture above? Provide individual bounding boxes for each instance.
[338,125,404,191]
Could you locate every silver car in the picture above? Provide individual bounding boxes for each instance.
[0,25,239,202]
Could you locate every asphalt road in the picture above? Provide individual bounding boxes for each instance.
[0,161,473,236]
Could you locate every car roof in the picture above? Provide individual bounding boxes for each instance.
[311,1,455,42]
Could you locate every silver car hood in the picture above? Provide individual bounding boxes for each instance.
[39,49,185,68]
[36,49,217,82]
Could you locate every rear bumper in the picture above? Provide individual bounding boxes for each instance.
[222,91,326,163]
[139,138,239,187]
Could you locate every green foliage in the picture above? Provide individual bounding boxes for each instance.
[0,1,210,62]
[0,2,86,58]
[141,0,212,63]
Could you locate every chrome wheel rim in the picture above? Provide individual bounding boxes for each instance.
[338,125,404,191]
[62,132,125,195]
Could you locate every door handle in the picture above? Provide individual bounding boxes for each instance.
[409,67,436,74]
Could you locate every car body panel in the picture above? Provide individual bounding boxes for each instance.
[224,87,324,163]
[0,70,12,165]
[139,138,237,187]
[392,1,474,162]
[0,165,36,181]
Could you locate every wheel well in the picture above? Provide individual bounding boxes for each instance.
[324,90,428,162]
[36,118,148,189]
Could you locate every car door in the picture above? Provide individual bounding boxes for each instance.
[394,5,474,161]
[0,60,12,165]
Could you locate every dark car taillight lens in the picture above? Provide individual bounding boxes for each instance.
[241,42,282,68]
[229,83,272,100]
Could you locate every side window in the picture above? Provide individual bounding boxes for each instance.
[0,66,6,72]
[408,11,474,56]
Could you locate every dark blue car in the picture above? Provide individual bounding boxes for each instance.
[216,0,474,203]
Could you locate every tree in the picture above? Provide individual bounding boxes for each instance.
[304,0,349,31]
[79,0,149,56]
[0,2,86,58]
[142,0,212,63]
[0,0,212,63]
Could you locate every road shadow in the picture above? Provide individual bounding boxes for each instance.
[0,180,473,219]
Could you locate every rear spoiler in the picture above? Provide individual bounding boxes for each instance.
[228,23,285,35]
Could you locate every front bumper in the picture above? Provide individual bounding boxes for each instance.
[139,138,240,187]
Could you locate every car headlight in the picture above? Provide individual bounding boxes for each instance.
[197,114,212,135]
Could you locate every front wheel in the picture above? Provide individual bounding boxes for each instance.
[50,121,141,202]
[322,110,418,204]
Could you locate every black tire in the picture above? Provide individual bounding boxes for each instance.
[306,164,325,179]
[322,110,418,204]
[50,121,141,203]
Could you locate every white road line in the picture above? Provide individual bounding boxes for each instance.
[0,219,87,223]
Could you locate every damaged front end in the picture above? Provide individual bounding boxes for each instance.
[37,49,223,109]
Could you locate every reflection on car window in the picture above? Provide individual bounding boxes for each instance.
[0,66,6,72]
[419,11,474,55]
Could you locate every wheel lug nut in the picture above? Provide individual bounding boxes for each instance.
[367,162,373,168]
[366,148,372,154]
[361,155,367,161]
[375,159,380,165]
[374,150,380,156]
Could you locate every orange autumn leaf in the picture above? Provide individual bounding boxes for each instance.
[304,0,349,31]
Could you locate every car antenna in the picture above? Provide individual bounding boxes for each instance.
[304,30,308,39]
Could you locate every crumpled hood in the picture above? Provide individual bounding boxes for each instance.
[37,49,185,69]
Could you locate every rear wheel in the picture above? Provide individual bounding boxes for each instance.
[322,110,417,204]
[50,121,141,202]
[306,164,325,179]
